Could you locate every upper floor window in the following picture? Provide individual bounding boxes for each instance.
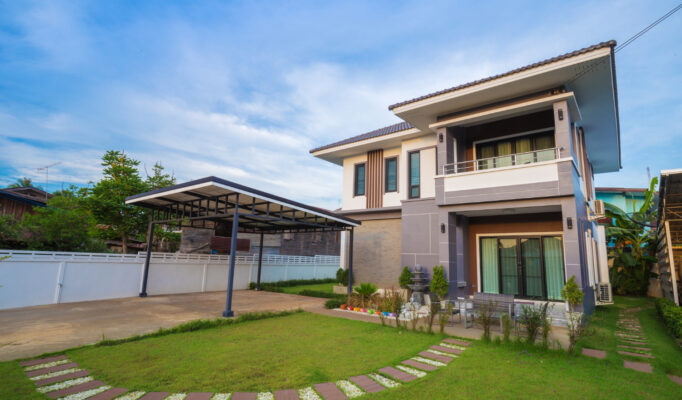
[385,157,397,193]
[476,130,555,170]
[408,151,420,199]
[354,163,366,196]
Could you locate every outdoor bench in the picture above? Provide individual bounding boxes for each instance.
[467,292,515,330]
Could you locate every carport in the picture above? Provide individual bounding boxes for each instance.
[125,176,360,317]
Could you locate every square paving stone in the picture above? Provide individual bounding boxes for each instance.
[581,348,606,359]
[35,370,90,386]
[668,375,682,386]
[624,360,653,373]
[139,393,171,400]
[418,351,453,363]
[379,366,417,382]
[401,359,437,372]
[442,338,471,347]
[46,380,106,399]
[185,393,214,400]
[232,393,258,400]
[618,350,654,359]
[618,344,651,352]
[20,355,68,367]
[313,382,347,400]
[349,375,385,393]
[88,388,129,400]
[274,389,299,399]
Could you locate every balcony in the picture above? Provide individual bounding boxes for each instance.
[442,147,560,175]
[436,147,570,205]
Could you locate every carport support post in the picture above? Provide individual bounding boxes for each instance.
[223,212,240,317]
[347,228,354,298]
[256,231,264,290]
[139,222,154,297]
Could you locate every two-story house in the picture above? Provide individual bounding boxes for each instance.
[311,41,620,314]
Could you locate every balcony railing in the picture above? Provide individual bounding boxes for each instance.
[441,147,560,175]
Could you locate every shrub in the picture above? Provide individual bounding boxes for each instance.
[383,287,405,328]
[562,275,587,354]
[324,299,343,309]
[501,313,512,342]
[518,302,549,344]
[353,282,378,308]
[248,278,335,290]
[399,266,413,290]
[336,268,353,285]
[655,297,682,338]
[476,300,497,341]
[430,265,449,299]
[439,302,453,334]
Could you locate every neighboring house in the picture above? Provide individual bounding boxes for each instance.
[0,187,52,220]
[311,41,621,314]
[596,187,649,215]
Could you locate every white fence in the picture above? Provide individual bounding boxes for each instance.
[0,250,340,310]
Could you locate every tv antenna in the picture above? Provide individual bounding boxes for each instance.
[37,162,62,200]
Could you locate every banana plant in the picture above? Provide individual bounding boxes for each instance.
[604,177,658,295]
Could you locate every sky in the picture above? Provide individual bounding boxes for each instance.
[0,0,680,210]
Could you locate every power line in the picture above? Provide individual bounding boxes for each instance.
[615,3,682,53]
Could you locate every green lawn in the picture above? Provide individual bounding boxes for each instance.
[578,296,682,377]
[280,282,338,295]
[67,312,443,393]
[4,299,681,399]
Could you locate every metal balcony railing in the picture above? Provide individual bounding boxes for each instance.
[441,147,561,175]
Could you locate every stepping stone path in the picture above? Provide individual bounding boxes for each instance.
[20,338,471,399]
[616,308,655,374]
[581,348,606,359]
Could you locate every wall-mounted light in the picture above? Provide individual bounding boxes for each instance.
[439,133,443,143]
[558,109,564,121]
[440,223,446,233]
[567,217,573,229]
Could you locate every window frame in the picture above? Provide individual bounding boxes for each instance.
[408,150,420,199]
[479,235,565,301]
[384,157,398,193]
[353,162,366,197]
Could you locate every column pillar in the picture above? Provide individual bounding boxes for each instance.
[223,213,240,317]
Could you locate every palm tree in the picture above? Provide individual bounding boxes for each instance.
[8,177,37,188]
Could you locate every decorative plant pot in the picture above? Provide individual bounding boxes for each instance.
[368,310,374,314]
[383,312,390,316]
[389,313,397,317]
[361,308,367,313]
[340,304,347,310]
[354,307,360,312]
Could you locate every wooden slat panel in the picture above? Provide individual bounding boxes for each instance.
[366,149,383,209]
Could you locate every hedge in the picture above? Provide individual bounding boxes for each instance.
[324,298,343,309]
[655,297,682,339]
[248,278,336,290]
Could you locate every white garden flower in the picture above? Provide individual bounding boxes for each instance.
[60,385,111,400]
[256,393,273,400]
[29,368,81,381]
[395,365,426,378]
[210,394,231,400]
[37,376,94,393]
[25,359,70,371]
[166,394,187,400]
[115,392,146,400]
[368,373,400,388]
[412,357,445,367]
[298,387,322,400]
[335,380,363,398]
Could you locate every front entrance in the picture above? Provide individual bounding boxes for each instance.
[479,235,565,300]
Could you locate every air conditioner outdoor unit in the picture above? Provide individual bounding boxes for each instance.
[597,282,613,304]
[593,199,605,218]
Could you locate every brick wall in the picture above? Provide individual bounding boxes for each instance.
[280,231,340,256]
[351,217,403,287]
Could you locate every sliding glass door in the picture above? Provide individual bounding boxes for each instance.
[480,235,565,300]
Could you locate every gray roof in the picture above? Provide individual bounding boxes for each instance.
[309,121,414,153]
[388,40,617,111]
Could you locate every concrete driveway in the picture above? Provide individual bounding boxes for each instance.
[0,290,324,361]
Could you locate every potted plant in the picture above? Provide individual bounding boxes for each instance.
[340,304,347,310]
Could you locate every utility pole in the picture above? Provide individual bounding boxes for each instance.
[37,162,61,200]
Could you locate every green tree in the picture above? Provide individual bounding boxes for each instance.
[22,194,105,252]
[605,177,658,295]
[7,177,38,188]
[83,151,149,253]
[0,214,21,248]
[145,162,176,189]
[430,265,449,299]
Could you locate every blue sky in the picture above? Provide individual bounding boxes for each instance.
[0,0,680,210]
